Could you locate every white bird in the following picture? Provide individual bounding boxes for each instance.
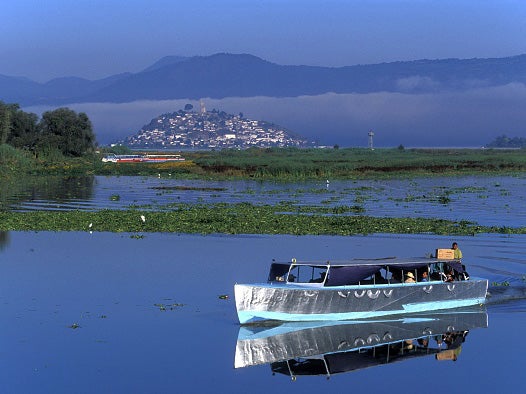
[140,215,146,222]
[88,223,93,228]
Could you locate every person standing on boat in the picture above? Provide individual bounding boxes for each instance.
[452,242,463,259]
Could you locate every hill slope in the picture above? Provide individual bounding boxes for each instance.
[2,53,526,105]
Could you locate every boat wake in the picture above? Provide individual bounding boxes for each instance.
[486,279,526,306]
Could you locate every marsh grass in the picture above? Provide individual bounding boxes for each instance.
[2,147,526,180]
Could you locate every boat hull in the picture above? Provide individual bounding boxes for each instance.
[234,279,488,324]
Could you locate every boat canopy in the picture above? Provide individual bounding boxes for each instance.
[268,257,466,286]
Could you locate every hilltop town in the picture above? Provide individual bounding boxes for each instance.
[121,106,313,149]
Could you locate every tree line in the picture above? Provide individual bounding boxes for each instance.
[486,134,526,149]
[0,101,96,157]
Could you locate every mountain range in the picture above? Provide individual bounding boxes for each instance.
[1,53,526,106]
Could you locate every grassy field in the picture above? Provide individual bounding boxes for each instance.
[94,147,526,179]
[3,145,525,179]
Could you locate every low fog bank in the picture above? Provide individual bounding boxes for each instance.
[25,83,526,147]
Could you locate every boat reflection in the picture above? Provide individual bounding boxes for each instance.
[234,307,488,379]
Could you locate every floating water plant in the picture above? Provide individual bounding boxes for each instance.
[0,204,525,236]
[154,303,184,311]
[491,281,510,286]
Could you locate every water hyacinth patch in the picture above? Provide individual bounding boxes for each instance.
[0,203,525,236]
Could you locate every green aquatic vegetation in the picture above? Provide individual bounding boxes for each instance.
[154,303,184,311]
[1,204,525,236]
[491,281,510,286]
[150,185,227,192]
[438,195,451,205]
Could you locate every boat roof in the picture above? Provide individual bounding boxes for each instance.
[283,257,460,267]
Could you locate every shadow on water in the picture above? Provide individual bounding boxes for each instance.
[235,307,488,379]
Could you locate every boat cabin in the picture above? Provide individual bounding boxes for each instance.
[268,257,469,287]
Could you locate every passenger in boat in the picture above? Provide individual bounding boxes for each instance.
[417,338,429,348]
[452,242,463,259]
[420,271,429,282]
[445,266,455,282]
[404,272,416,283]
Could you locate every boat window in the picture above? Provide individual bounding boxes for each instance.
[287,265,327,284]
[268,263,291,282]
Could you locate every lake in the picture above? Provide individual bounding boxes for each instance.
[3,174,526,226]
[1,175,525,393]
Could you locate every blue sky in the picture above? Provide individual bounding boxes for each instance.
[2,0,525,81]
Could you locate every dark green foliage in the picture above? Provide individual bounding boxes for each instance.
[39,108,96,157]
[0,103,12,144]
[7,109,40,150]
[0,101,41,150]
[0,101,97,165]
[487,134,526,148]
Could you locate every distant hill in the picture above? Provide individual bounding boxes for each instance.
[2,53,526,105]
[121,108,313,149]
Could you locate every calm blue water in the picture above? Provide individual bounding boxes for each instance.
[4,174,526,227]
[1,231,525,393]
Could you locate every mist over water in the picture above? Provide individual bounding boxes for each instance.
[24,83,526,147]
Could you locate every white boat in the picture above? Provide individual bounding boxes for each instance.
[234,256,488,324]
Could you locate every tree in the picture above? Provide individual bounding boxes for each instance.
[0,104,11,144]
[184,103,193,111]
[39,108,96,156]
[7,107,40,149]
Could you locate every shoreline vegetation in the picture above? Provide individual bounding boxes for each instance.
[0,204,525,235]
[2,145,526,179]
[2,146,525,235]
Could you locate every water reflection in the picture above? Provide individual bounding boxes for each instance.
[235,308,488,379]
[1,175,95,211]
[0,231,9,251]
